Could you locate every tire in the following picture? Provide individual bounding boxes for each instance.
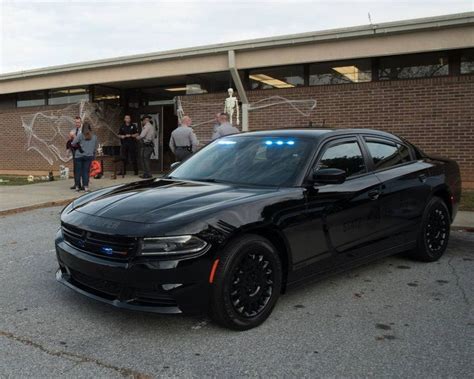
[209,234,282,330]
[411,196,451,262]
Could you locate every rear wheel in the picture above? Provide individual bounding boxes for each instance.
[410,196,450,262]
[209,235,282,330]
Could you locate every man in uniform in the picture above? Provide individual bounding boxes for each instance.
[211,113,240,140]
[169,116,199,162]
[68,116,83,189]
[118,114,139,175]
[136,115,156,179]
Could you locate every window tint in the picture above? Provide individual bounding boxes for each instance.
[318,141,366,177]
[309,59,371,85]
[461,49,474,75]
[379,52,448,80]
[249,65,304,89]
[171,137,314,187]
[49,87,89,105]
[17,91,46,107]
[366,140,412,170]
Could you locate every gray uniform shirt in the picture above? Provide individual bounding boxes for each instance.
[212,122,240,140]
[169,125,199,153]
[72,133,98,158]
[138,122,155,143]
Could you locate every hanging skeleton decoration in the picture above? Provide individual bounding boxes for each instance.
[224,88,240,126]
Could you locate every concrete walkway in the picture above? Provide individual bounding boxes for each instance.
[453,211,474,230]
[0,175,139,215]
[1,178,473,229]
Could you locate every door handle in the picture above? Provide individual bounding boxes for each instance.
[368,189,381,200]
[418,174,427,183]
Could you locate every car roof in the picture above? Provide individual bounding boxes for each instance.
[230,128,402,142]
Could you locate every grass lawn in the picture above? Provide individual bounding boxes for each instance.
[0,175,57,186]
[460,190,474,211]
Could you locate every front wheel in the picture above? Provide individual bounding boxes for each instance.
[209,235,282,330]
[411,196,451,262]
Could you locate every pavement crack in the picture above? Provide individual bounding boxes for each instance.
[0,329,151,378]
[447,256,470,306]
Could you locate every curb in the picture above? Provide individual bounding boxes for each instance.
[0,198,75,217]
[452,226,474,232]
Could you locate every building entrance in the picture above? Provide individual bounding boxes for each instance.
[131,102,177,173]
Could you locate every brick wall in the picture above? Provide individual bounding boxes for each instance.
[182,75,474,187]
[0,101,122,173]
[1,75,473,187]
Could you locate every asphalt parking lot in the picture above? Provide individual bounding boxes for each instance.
[0,207,472,378]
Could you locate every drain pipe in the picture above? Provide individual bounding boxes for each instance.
[228,50,249,132]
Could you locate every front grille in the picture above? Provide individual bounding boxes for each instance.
[62,223,138,260]
[70,268,121,297]
[68,268,178,307]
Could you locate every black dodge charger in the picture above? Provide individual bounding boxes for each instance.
[56,129,461,330]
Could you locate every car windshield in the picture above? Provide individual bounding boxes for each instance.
[168,136,314,187]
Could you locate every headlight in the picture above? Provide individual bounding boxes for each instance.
[141,235,208,256]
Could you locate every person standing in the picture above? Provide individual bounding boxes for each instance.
[71,123,97,192]
[211,113,240,140]
[118,115,139,175]
[67,116,82,190]
[169,116,199,162]
[136,115,156,179]
[211,112,221,141]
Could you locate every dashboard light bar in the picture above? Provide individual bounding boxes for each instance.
[264,139,296,146]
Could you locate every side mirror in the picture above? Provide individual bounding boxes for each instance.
[170,161,181,170]
[312,168,347,185]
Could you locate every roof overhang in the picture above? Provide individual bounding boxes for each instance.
[0,12,473,94]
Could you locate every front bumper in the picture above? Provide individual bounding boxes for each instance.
[55,231,213,314]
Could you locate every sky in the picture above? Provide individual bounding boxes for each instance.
[0,0,473,74]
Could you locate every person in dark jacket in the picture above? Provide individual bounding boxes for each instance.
[71,123,98,192]
[67,116,82,189]
[118,115,139,175]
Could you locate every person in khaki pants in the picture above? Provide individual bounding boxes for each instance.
[136,115,156,179]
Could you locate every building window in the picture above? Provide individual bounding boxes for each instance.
[379,52,448,80]
[93,85,120,104]
[461,49,474,75]
[48,87,89,105]
[309,59,372,85]
[249,65,304,90]
[16,91,46,107]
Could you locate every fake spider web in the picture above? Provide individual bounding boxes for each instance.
[21,100,122,166]
[178,95,317,129]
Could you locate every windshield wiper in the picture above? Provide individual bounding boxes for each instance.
[194,178,219,183]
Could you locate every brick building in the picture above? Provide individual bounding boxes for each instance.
[0,13,473,187]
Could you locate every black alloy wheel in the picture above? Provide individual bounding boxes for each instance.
[230,250,275,318]
[210,235,282,330]
[412,196,451,262]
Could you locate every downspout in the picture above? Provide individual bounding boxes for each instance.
[228,50,249,132]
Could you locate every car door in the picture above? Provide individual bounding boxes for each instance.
[304,136,383,266]
[362,136,432,247]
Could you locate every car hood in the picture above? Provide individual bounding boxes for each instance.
[70,179,278,224]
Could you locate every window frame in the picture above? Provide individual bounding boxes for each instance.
[361,136,415,173]
[310,136,370,181]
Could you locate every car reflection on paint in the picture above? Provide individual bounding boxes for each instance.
[55,128,461,330]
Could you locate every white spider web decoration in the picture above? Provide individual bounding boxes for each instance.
[21,100,122,166]
[178,95,317,129]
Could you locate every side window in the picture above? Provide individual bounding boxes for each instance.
[317,141,366,177]
[365,139,412,170]
[397,143,412,163]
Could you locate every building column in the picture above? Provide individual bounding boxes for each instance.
[228,50,249,132]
